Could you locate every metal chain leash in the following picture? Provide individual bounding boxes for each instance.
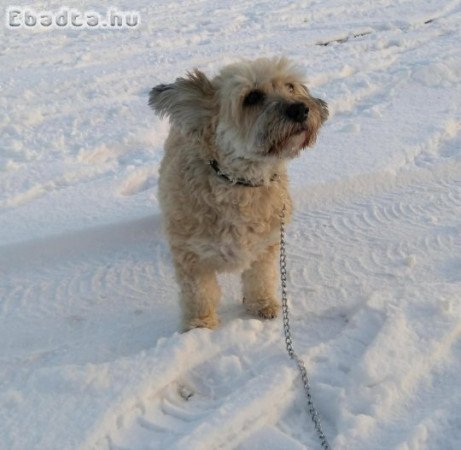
[279,202,331,450]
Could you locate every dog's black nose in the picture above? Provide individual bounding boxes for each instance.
[285,102,309,123]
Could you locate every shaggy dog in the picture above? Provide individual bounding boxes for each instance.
[149,57,328,331]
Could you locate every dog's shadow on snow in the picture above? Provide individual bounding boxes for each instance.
[0,214,166,270]
[0,214,185,365]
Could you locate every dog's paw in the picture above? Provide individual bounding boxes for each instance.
[183,315,220,332]
[257,303,280,319]
[243,297,280,320]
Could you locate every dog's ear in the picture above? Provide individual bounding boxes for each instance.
[315,98,329,124]
[148,69,216,137]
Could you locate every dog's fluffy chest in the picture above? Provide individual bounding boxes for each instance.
[192,194,283,270]
[197,218,279,270]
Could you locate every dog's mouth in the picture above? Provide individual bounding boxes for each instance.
[267,126,310,158]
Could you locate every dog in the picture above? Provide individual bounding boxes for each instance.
[149,57,328,331]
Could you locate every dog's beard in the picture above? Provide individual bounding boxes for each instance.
[252,105,318,160]
[256,122,314,159]
[267,127,309,158]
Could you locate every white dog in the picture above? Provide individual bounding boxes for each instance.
[149,57,328,331]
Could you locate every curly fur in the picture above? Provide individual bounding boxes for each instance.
[149,57,328,331]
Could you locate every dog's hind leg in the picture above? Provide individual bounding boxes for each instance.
[172,249,221,331]
[242,243,280,320]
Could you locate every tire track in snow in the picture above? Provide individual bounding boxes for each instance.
[91,323,305,450]
[292,174,460,291]
[107,355,296,450]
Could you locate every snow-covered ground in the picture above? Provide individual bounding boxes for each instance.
[1,0,460,449]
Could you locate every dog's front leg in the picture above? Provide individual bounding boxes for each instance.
[172,249,221,331]
[242,243,280,319]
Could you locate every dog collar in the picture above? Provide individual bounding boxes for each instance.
[208,159,278,188]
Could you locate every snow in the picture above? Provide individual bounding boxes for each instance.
[0,0,460,449]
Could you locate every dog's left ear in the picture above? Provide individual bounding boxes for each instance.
[315,98,329,124]
[148,69,216,137]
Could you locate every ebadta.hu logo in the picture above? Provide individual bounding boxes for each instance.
[5,6,140,29]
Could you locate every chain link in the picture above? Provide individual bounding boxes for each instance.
[280,202,331,450]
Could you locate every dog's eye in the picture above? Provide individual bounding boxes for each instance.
[243,89,265,107]
[286,83,295,93]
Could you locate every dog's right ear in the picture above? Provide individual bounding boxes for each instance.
[148,70,216,137]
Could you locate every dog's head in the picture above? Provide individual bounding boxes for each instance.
[149,57,328,161]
